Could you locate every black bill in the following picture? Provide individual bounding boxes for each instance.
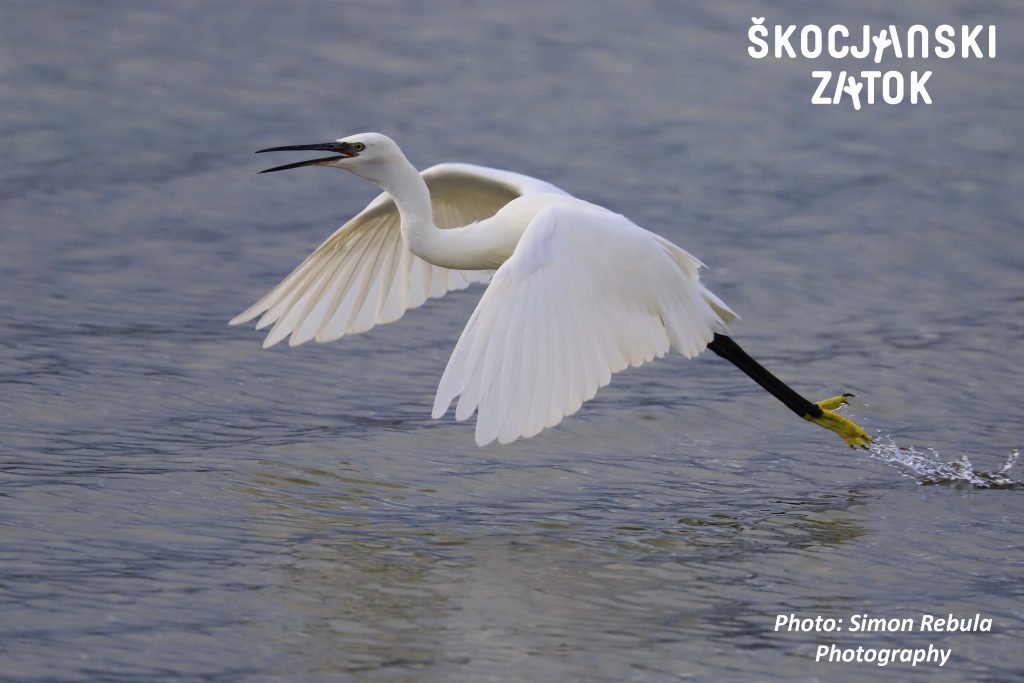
[256,142,360,173]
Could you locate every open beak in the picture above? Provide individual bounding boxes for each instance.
[256,142,360,173]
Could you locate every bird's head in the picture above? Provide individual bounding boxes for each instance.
[256,132,401,181]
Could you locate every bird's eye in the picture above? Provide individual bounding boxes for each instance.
[353,142,366,152]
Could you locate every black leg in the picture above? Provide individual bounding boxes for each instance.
[706,334,871,448]
[706,334,824,419]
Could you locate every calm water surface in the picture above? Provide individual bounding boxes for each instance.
[2,1,1022,681]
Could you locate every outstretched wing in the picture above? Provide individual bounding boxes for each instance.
[432,204,736,446]
[230,163,568,348]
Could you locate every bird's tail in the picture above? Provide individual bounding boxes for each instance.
[652,233,738,331]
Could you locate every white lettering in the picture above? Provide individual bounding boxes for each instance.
[861,71,881,104]
[850,25,871,59]
[775,25,796,58]
[887,24,904,58]
[844,75,863,110]
[800,25,822,58]
[907,25,929,58]
[748,17,768,58]
[849,614,915,631]
[910,71,932,104]
[828,25,849,58]
[832,70,847,104]
[882,71,904,104]
[872,28,893,63]
[961,24,983,58]
[811,71,832,104]
[747,23,995,108]
[935,25,956,58]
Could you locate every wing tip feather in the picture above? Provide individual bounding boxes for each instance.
[229,308,261,326]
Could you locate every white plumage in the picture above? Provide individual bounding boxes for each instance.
[234,133,736,446]
[230,163,563,347]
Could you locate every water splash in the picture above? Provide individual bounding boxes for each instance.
[866,437,1022,489]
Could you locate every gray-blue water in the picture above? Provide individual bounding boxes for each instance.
[2,1,1022,681]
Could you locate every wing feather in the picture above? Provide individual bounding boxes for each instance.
[432,203,734,446]
[231,163,568,346]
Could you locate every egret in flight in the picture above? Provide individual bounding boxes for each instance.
[232,133,871,448]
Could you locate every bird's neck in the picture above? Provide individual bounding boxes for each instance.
[375,157,440,259]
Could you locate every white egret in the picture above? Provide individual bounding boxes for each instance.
[231,133,871,448]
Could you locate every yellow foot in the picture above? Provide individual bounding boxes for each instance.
[805,394,873,449]
[816,393,855,411]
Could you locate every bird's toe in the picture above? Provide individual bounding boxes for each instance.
[806,408,873,449]
[816,394,853,411]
